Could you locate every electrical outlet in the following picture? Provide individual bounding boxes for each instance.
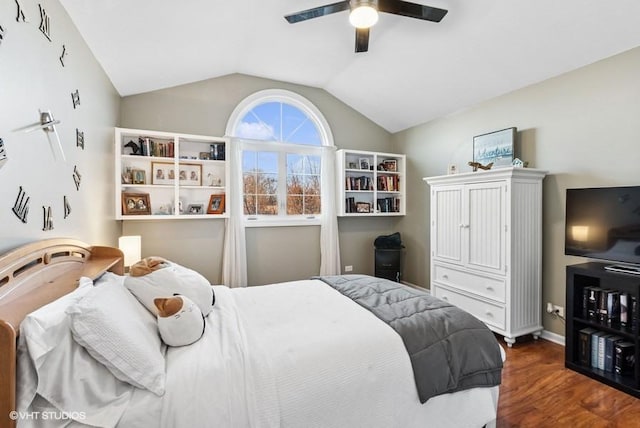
[344,265,353,272]
[552,305,564,318]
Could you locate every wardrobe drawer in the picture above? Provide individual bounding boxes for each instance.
[433,285,506,330]
[433,263,505,303]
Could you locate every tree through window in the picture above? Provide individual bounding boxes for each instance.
[227,90,333,224]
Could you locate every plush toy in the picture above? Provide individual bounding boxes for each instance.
[154,295,205,347]
[125,259,215,317]
[130,256,170,277]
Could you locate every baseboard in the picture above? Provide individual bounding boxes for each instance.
[540,329,565,346]
[402,280,429,293]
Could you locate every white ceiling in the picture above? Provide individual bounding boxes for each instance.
[59,0,640,133]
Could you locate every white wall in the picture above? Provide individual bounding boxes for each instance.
[393,46,640,335]
[0,0,120,252]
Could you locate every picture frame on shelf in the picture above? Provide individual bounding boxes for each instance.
[121,168,132,184]
[348,162,358,169]
[359,158,370,170]
[179,163,202,186]
[199,152,210,160]
[186,204,204,215]
[207,194,225,214]
[356,202,371,213]
[152,162,174,185]
[122,192,151,215]
[473,127,516,168]
[131,169,146,184]
[382,159,397,172]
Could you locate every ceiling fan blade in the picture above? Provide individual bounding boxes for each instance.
[285,1,350,23]
[355,27,369,53]
[378,0,448,22]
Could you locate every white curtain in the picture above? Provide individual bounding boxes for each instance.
[320,146,341,275]
[222,138,247,287]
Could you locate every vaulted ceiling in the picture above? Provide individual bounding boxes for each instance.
[60,0,640,133]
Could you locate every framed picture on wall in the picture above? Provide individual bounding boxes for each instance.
[473,127,516,168]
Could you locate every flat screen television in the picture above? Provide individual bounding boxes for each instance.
[565,186,640,273]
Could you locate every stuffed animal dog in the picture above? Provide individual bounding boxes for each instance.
[130,256,169,277]
[154,295,205,346]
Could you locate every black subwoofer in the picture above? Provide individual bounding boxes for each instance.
[375,248,402,282]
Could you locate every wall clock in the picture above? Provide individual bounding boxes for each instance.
[3,1,84,231]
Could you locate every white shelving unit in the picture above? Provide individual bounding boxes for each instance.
[115,127,229,220]
[336,149,406,216]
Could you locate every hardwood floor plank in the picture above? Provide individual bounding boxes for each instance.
[497,337,640,427]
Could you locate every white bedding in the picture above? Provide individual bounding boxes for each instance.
[18,279,499,428]
[120,280,499,428]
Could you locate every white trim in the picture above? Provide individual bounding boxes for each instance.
[540,330,565,346]
[225,89,334,147]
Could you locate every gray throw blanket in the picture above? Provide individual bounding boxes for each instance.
[314,275,503,403]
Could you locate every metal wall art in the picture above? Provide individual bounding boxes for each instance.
[59,44,67,66]
[42,206,53,230]
[15,0,27,23]
[76,128,84,149]
[0,24,5,45]
[12,186,29,223]
[72,165,81,190]
[64,195,71,218]
[0,138,7,169]
[38,4,51,41]
[71,89,80,109]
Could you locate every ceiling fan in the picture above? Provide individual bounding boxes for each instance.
[284,0,448,53]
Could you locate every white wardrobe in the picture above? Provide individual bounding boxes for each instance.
[424,167,547,347]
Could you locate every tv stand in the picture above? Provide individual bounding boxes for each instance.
[604,264,640,275]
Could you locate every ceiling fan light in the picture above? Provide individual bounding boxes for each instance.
[349,5,378,28]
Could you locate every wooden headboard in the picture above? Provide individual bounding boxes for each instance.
[0,238,123,428]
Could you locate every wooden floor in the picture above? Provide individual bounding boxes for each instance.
[497,337,640,427]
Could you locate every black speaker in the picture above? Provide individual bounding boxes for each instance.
[375,248,402,282]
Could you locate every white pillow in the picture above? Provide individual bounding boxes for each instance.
[66,279,166,396]
[17,277,134,426]
[125,262,215,317]
[155,295,205,347]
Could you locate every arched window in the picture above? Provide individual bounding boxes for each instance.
[226,90,334,225]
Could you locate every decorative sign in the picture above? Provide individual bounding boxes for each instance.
[0,138,7,169]
[0,24,5,45]
[42,206,53,231]
[76,128,84,149]
[72,165,81,190]
[12,186,29,223]
[38,4,51,41]
[15,0,27,23]
[64,195,71,218]
[59,44,67,67]
[71,89,80,109]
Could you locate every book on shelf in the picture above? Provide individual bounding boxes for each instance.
[620,293,628,328]
[587,287,600,321]
[346,176,372,191]
[591,331,607,369]
[604,335,623,373]
[345,197,356,213]
[597,333,611,370]
[597,289,610,324]
[614,341,635,375]
[606,290,621,326]
[578,327,596,366]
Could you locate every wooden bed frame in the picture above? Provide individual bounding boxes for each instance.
[0,239,123,428]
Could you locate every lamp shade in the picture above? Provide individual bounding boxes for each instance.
[118,235,141,267]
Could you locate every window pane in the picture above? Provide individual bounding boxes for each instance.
[287,196,303,215]
[304,176,320,195]
[287,175,304,195]
[257,195,278,215]
[244,195,256,215]
[304,196,321,215]
[237,114,276,140]
[257,152,278,173]
[258,173,278,194]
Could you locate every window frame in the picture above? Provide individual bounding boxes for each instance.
[226,90,334,227]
